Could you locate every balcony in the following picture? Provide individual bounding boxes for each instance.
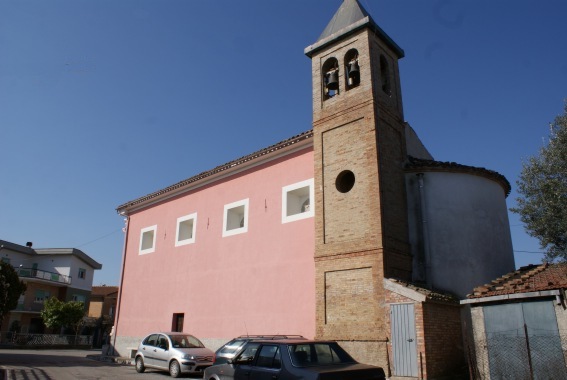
[16,267,71,285]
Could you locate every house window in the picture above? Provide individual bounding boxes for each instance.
[72,294,86,303]
[139,225,157,255]
[78,268,86,279]
[175,213,197,247]
[223,199,249,237]
[1,257,10,264]
[282,179,314,223]
[34,290,50,303]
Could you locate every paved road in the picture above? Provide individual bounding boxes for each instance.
[0,349,203,380]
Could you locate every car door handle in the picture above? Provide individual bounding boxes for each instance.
[407,338,414,342]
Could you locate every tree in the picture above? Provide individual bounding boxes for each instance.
[41,297,85,334]
[0,262,27,329]
[511,102,567,261]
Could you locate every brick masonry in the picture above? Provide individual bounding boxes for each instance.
[384,288,465,379]
[310,26,412,367]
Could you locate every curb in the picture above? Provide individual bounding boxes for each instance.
[86,354,134,365]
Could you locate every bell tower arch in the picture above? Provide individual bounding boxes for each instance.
[305,0,412,366]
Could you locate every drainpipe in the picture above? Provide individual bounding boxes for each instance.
[112,214,129,356]
[417,173,433,289]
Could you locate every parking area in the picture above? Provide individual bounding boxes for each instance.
[0,348,203,380]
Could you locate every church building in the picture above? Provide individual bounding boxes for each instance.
[113,1,515,378]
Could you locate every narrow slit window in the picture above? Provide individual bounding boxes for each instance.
[380,55,391,95]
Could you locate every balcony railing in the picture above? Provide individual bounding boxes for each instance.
[15,267,71,285]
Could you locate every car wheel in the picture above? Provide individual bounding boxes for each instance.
[169,360,181,378]
[135,356,145,373]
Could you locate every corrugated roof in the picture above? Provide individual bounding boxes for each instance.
[467,262,567,299]
[405,155,511,197]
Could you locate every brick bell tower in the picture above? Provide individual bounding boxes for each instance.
[304,0,412,366]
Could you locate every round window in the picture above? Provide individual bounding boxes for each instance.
[335,170,355,193]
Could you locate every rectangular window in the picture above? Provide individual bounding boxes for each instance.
[78,268,86,279]
[175,213,197,247]
[223,199,249,237]
[72,294,86,303]
[1,257,10,264]
[139,225,157,255]
[34,290,50,303]
[282,179,314,223]
[256,345,281,369]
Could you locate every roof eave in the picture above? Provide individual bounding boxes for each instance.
[461,290,561,305]
[304,17,404,58]
[35,248,102,270]
[117,132,314,215]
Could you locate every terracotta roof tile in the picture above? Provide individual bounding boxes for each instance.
[91,286,119,297]
[405,156,511,196]
[388,278,460,304]
[467,263,567,299]
[116,130,313,211]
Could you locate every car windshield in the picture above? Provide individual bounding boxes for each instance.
[168,334,205,349]
[288,343,356,367]
[219,339,248,354]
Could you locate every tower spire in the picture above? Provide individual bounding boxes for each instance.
[305,0,403,58]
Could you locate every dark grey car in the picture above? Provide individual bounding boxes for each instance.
[135,332,214,378]
[203,339,386,380]
[213,335,305,365]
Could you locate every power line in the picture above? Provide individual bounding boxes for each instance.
[75,228,123,248]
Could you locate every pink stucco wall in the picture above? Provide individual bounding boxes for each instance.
[115,147,315,342]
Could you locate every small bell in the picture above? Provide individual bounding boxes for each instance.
[348,60,360,86]
[348,60,359,79]
[326,70,339,91]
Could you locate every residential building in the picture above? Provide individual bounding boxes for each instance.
[88,285,118,347]
[112,1,516,378]
[0,239,102,334]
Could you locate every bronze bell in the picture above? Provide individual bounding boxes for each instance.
[326,70,339,91]
[348,60,360,79]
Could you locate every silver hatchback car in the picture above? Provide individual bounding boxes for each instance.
[135,332,214,378]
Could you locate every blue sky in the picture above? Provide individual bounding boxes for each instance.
[1,0,566,286]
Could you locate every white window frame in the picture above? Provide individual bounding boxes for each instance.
[222,199,249,237]
[282,179,315,223]
[139,225,157,255]
[175,213,197,247]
